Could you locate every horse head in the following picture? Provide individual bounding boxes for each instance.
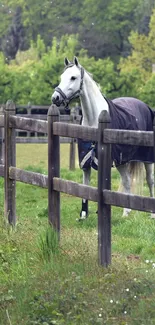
[51,57,84,107]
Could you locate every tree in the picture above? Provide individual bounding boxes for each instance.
[80,0,147,60]
[119,9,155,105]
[2,6,26,60]
[0,52,14,102]
[134,0,155,35]
[3,0,83,47]
[1,0,154,62]
[0,1,13,51]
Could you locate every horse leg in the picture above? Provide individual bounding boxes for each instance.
[79,167,91,220]
[117,163,131,217]
[144,163,155,218]
[144,163,154,197]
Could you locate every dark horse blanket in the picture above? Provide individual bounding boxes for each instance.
[78,97,155,169]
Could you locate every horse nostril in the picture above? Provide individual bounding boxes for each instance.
[52,96,58,104]
[52,95,60,104]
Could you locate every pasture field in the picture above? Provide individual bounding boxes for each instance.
[0,143,155,324]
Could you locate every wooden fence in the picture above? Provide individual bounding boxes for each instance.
[1,101,155,267]
[0,102,81,170]
[47,105,155,267]
[15,103,72,138]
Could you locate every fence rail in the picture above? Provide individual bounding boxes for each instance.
[53,177,98,201]
[53,122,98,142]
[104,129,154,146]
[0,103,81,169]
[0,164,4,176]
[103,190,155,213]
[9,166,48,188]
[15,136,72,144]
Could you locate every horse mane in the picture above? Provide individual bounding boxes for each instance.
[83,67,102,91]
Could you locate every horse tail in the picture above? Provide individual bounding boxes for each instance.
[129,161,144,195]
[118,161,144,195]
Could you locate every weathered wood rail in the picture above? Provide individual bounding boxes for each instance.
[0,101,155,267]
[0,102,81,169]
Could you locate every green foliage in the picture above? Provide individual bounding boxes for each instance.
[0,33,119,104]
[25,34,80,104]
[0,52,14,103]
[119,8,155,105]
[32,35,46,59]
[135,0,155,34]
[80,0,147,59]
[38,226,59,262]
[139,74,155,107]
[0,1,13,39]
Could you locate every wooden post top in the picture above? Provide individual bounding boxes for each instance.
[48,104,60,117]
[98,110,111,123]
[5,100,15,111]
[0,104,5,113]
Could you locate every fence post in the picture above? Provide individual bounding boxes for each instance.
[4,100,16,225]
[27,102,32,137]
[153,117,155,163]
[153,117,155,195]
[0,104,4,164]
[48,104,60,237]
[98,110,111,267]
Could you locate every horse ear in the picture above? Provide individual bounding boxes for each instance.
[74,56,79,66]
[64,57,70,66]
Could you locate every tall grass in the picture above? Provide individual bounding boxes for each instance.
[38,225,59,261]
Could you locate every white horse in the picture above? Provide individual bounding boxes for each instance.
[52,57,155,220]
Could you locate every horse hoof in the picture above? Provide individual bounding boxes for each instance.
[122,208,131,217]
[80,211,87,219]
[150,213,155,219]
[76,217,84,222]
[77,212,87,222]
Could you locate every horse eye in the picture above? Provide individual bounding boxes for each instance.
[71,76,76,81]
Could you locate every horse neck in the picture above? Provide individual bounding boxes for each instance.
[80,72,109,127]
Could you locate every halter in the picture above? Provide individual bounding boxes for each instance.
[55,64,84,108]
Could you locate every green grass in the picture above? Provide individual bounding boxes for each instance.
[0,143,155,324]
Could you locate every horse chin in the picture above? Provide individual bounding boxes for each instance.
[57,99,68,108]
[51,95,64,107]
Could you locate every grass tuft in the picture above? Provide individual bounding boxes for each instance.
[38,226,59,262]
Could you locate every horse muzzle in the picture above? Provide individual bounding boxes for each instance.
[51,94,63,107]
